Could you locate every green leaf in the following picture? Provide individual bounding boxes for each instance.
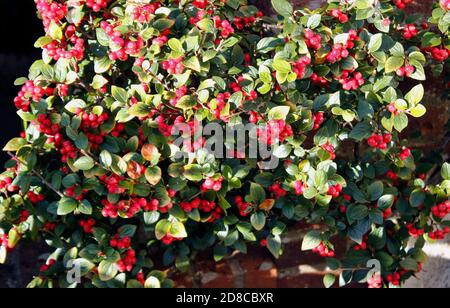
[144,276,161,288]
[441,163,450,180]
[349,122,372,141]
[73,156,95,171]
[347,204,369,222]
[79,200,93,215]
[272,59,291,73]
[251,212,266,231]
[168,38,184,53]
[257,38,285,53]
[176,95,197,110]
[184,56,201,72]
[98,260,118,281]
[368,33,383,53]
[409,105,426,118]
[400,258,419,271]
[65,99,86,113]
[268,106,290,120]
[409,189,426,208]
[129,103,151,117]
[385,56,404,73]
[57,197,78,216]
[250,183,266,205]
[323,274,336,288]
[3,138,27,151]
[70,259,95,276]
[393,113,408,133]
[145,166,162,186]
[267,235,282,258]
[271,0,293,17]
[302,230,322,251]
[92,75,108,90]
[368,181,384,201]
[377,195,395,211]
[183,164,203,182]
[307,14,322,29]
[405,84,424,106]
[112,86,128,104]
[49,21,63,40]
[155,219,187,240]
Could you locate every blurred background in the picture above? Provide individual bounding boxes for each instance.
[0,2,42,165]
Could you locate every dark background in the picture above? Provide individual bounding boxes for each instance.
[0,2,42,165]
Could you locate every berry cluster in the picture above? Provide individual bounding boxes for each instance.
[293,181,306,196]
[101,21,144,61]
[43,222,57,232]
[353,235,368,251]
[322,142,336,160]
[100,174,125,195]
[441,0,450,10]
[396,64,415,78]
[232,11,264,30]
[117,249,137,272]
[44,37,85,61]
[312,242,335,257]
[407,223,425,238]
[431,200,450,219]
[14,81,46,112]
[269,183,287,198]
[130,3,161,23]
[292,56,311,79]
[101,197,160,218]
[78,110,109,130]
[161,234,183,245]
[229,77,258,101]
[386,170,398,181]
[386,272,401,286]
[329,9,349,23]
[40,259,56,273]
[180,198,223,221]
[80,219,96,233]
[313,112,325,130]
[65,185,87,201]
[429,227,450,240]
[249,111,263,124]
[393,0,413,10]
[162,57,185,75]
[367,133,392,150]
[257,120,293,146]
[0,178,18,193]
[305,29,322,50]
[235,196,252,217]
[110,234,132,250]
[1,234,9,250]
[399,148,412,160]
[34,0,67,29]
[403,24,418,40]
[326,43,350,64]
[153,28,170,46]
[424,46,450,62]
[169,86,188,107]
[86,0,110,12]
[328,184,342,198]
[209,92,231,119]
[27,191,45,204]
[310,73,328,87]
[201,177,223,192]
[213,16,235,39]
[368,274,383,289]
[338,71,365,91]
[192,0,208,9]
[36,113,60,137]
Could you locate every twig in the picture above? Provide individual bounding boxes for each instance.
[7,152,64,198]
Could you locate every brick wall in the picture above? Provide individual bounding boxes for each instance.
[173,224,347,288]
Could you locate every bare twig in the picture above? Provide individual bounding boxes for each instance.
[7,152,64,198]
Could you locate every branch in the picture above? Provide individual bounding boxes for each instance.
[7,152,64,198]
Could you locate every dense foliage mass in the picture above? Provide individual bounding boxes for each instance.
[0,0,449,288]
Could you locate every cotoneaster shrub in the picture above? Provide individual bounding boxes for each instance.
[0,0,449,288]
